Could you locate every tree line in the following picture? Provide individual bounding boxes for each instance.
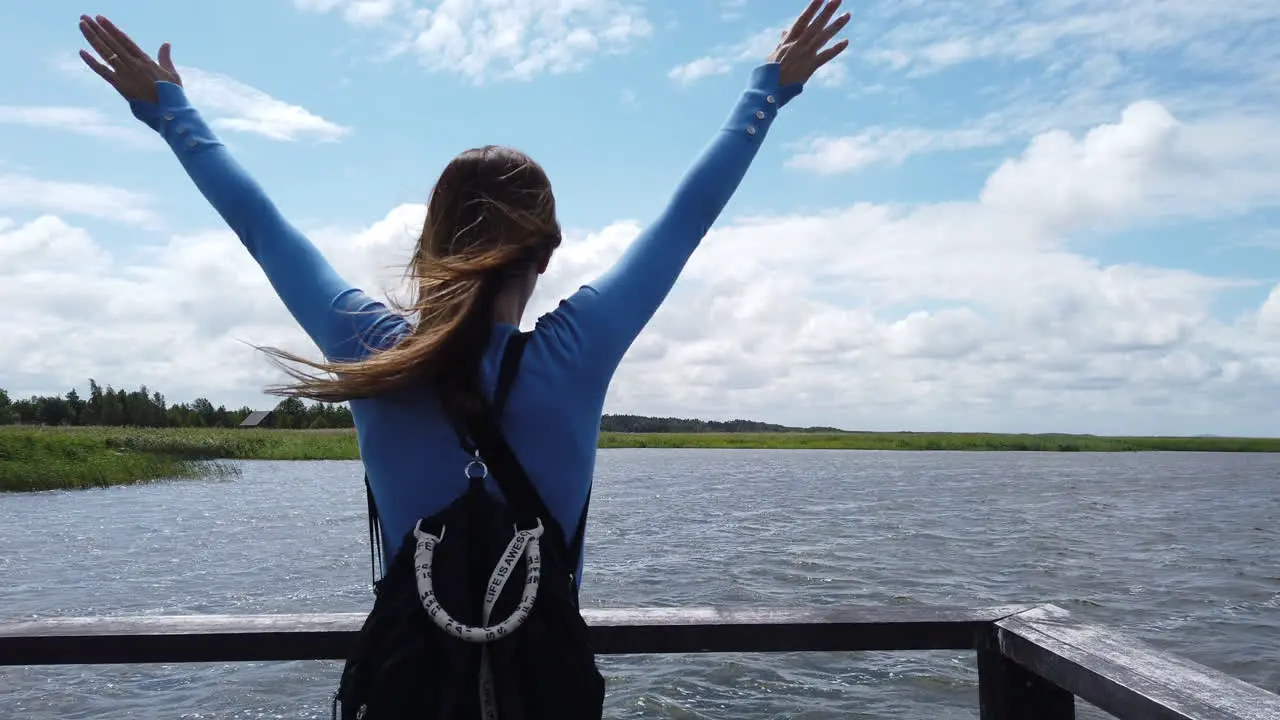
[598,414,841,433]
[0,381,353,429]
[0,382,832,433]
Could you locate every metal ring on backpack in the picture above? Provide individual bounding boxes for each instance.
[464,459,488,479]
[411,518,544,643]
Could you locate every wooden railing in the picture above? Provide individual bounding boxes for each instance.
[2,604,1277,719]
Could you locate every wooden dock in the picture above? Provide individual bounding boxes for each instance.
[2,603,1277,719]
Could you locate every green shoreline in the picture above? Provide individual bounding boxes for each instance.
[3,425,1278,492]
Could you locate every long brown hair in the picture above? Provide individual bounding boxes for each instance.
[258,145,561,412]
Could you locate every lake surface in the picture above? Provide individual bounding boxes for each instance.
[2,450,1278,718]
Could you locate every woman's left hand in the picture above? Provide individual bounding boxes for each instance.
[769,0,851,88]
[78,14,181,106]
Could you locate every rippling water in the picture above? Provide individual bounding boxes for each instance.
[2,450,1278,718]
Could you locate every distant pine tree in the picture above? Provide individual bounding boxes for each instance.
[0,382,831,433]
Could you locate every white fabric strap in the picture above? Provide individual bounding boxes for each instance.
[412,518,545,718]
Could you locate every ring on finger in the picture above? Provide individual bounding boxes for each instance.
[106,53,119,63]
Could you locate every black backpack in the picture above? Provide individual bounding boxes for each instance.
[333,331,604,720]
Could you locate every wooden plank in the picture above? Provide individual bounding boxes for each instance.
[588,605,1029,656]
[0,605,1029,666]
[996,605,1280,720]
[976,647,1073,720]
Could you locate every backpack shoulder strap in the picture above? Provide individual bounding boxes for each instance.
[492,329,528,416]
[365,329,587,591]
[462,332,571,552]
[363,330,530,591]
[364,474,384,590]
[569,485,590,581]
[473,330,590,586]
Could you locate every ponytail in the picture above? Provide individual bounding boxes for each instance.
[434,270,503,419]
[257,144,559,405]
[257,244,533,405]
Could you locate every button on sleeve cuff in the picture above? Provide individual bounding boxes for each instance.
[151,81,221,154]
[721,63,803,142]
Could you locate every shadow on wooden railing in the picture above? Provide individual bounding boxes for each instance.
[2,603,1277,719]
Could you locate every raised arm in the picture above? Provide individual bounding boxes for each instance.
[77,15,405,362]
[556,0,851,381]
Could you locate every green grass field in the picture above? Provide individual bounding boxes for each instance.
[3,425,1278,491]
[599,431,1280,452]
[0,426,357,492]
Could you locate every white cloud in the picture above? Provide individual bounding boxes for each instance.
[719,0,749,22]
[6,102,1280,434]
[810,59,848,88]
[667,22,847,88]
[295,0,653,83]
[668,57,734,85]
[0,107,152,146]
[0,216,110,272]
[668,26,779,85]
[49,57,350,144]
[864,0,1280,78]
[345,0,404,25]
[979,101,1280,229]
[179,68,351,143]
[789,95,1280,180]
[0,208,420,409]
[295,0,403,23]
[0,174,158,227]
[771,0,1280,172]
[788,124,1006,174]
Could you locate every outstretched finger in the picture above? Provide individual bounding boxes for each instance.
[799,0,842,51]
[158,43,177,75]
[785,0,823,42]
[78,49,118,88]
[98,16,151,63]
[78,17,113,61]
[809,11,852,56]
[811,38,850,71]
[79,16,128,66]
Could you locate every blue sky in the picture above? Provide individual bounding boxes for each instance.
[3,0,1280,435]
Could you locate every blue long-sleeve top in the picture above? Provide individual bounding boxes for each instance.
[133,64,801,581]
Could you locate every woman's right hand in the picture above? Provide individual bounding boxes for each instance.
[78,14,181,106]
[769,0,852,88]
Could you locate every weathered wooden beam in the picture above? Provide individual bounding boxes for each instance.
[996,605,1280,720]
[977,646,1074,720]
[0,605,1030,666]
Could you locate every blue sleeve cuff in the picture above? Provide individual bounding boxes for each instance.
[128,81,188,129]
[154,80,193,109]
[721,63,802,143]
[128,98,161,132]
[749,62,803,107]
[131,81,222,154]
